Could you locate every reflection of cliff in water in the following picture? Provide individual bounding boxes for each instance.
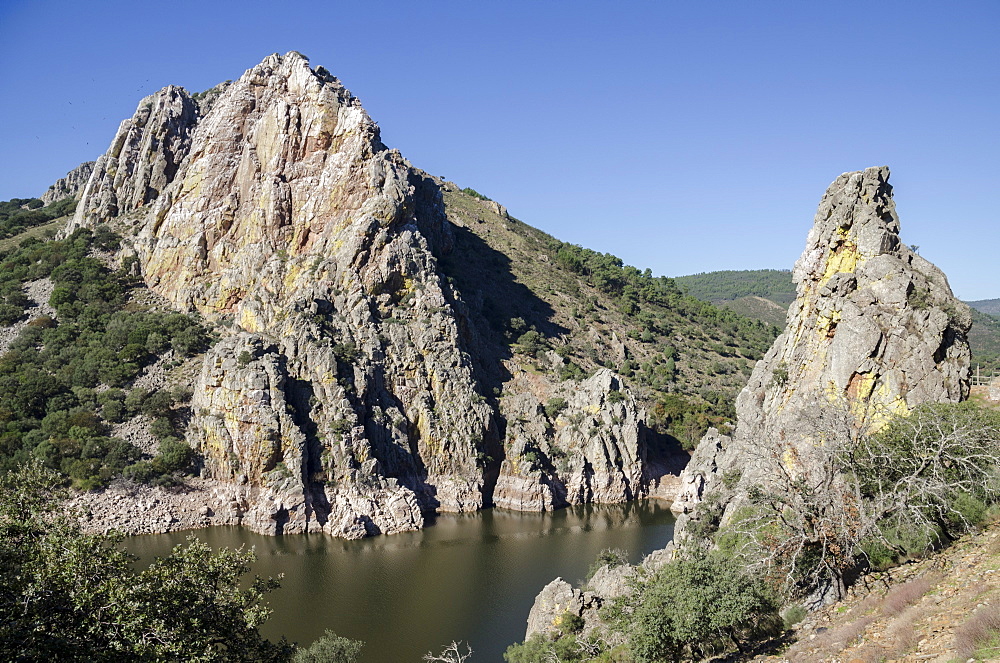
[125,500,675,663]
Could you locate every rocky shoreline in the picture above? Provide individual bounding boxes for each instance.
[70,479,677,538]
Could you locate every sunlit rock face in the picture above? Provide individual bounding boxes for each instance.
[40,161,94,205]
[672,166,972,538]
[72,52,646,536]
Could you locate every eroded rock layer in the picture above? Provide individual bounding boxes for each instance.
[72,52,648,535]
[672,166,972,537]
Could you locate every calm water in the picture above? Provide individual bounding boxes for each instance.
[125,501,674,662]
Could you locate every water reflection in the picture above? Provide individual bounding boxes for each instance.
[126,500,674,662]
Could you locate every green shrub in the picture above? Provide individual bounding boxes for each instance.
[515,330,546,357]
[611,552,780,662]
[587,547,629,580]
[293,630,363,662]
[544,398,568,419]
[504,632,592,662]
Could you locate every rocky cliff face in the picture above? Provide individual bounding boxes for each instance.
[494,368,645,511]
[672,166,972,537]
[71,52,650,536]
[40,161,94,204]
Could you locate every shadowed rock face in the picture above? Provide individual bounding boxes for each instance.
[672,166,972,538]
[72,52,648,536]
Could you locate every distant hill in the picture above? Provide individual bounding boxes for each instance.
[968,299,1000,316]
[675,269,796,305]
[678,269,1000,373]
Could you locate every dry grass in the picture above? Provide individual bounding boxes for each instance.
[880,574,935,617]
[0,216,64,251]
[808,615,874,653]
[883,604,928,658]
[851,642,889,662]
[955,603,1000,660]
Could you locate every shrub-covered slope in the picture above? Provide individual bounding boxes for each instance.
[0,203,211,489]
[438,184,780,449]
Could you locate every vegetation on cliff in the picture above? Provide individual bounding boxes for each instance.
[0,196,76,240]
[0,219,211,488]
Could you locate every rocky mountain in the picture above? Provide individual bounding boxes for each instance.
[518,166,975,648]
[64,52,779,537]
[40,161,94,205]
[671,165,972,543]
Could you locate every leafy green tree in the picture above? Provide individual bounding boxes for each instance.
[610,553,779,662]
[0,463,292,661]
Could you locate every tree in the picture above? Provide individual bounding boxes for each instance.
[610,552,780,662]
[424,641,473,662]
[292,630,363,662]
[0,463,292,661]
[727,399,1000,604]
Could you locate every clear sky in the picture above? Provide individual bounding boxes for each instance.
[1,1,996,299]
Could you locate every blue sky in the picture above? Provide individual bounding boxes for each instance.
[1,1,997,299]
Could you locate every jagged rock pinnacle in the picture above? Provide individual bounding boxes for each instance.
[672,166,972,537]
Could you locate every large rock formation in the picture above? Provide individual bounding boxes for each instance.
[672,166,972,537]
[71,52,648,536]
[40,161,94,205]
[494,368,645,511]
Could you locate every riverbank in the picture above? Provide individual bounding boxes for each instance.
[70,476,680,537]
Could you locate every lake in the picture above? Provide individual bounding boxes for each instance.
[126,500,675,662]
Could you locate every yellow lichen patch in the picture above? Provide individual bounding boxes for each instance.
[782,447,797,472]
[507,455,523,476]
[817,309,842,337]
[866,382,909,432]
[180,166,204,197]
[585,404,601,416]
[282,260,306,291]
[821,240,861,285]
[846,374,909,433]
[239,307,263,333]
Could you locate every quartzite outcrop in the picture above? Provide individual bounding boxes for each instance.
[671,165,972,539]
[69,52,652,536]
[40,161,94,205]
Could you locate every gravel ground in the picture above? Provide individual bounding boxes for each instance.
[0,278,55,354]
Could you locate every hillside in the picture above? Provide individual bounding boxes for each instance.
[675,269,796,305]
[969,298,1000,316]
[438,185,780,445]
[675,270,795,329]
[679,268,1000,373]
[770,513,1000,662]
